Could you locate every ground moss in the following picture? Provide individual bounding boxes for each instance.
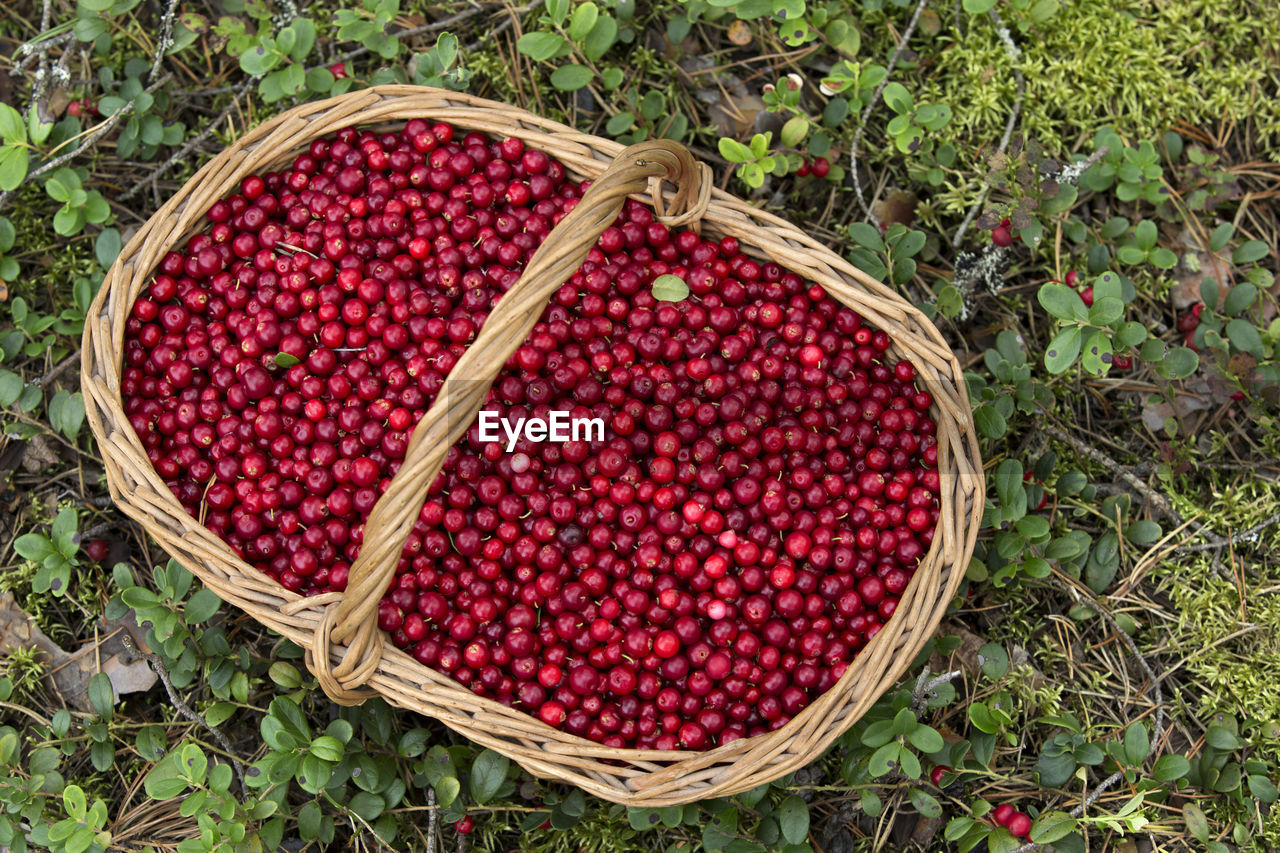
[910,0,1280,156]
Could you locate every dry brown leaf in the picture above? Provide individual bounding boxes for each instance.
[0,593,155,711]
[708,93,765,140]
[871,189,918,229]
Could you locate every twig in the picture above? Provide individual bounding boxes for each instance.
[951,8,1024,248]
[0,73,174,212]
[120,81,253,202]
[120,633,248,796]
[849,0,928,222]
[1044,425,1184,524]
[426,786,438,853]
[1176,509,1280,554]
[148,0,181,84]
[911,667,962,713]
[37,350,80,388]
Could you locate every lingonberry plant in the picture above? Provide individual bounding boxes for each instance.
[120,120,946,750]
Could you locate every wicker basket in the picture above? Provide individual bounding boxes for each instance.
[82,85,984,806]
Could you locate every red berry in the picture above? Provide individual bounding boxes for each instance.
[810,157,830,178]
[67,100,83,118]
[992,804,1015,826]
[1080,286,1094,307]
[455,816,474,834]
[329,62,349,79]
[1007,812,1032,838]
[992,226,1013,248]
[930,764,950,787]
[84,539,111,563]
[1064,270,1079,289]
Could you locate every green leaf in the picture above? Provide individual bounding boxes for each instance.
[309,735,344,763]
[1088,297,1124,326]
[1125,520,1162,545]
[1206,725,1242,751]
[0,105,25,142]
[1045,326,1082,374]
[1226,319,1264,357]
[88,672,114,719]
[776,795,809,844]
[515,32,567,61]
[550,64,593,91]
[1123,722,1149,766]
[14,533,56,562]
[63,784,87,820]
[581,16,617,61]
[95,227,122,268]
[978,643,1010,679]
[184,588,221,623]
[1201,221,1233,253]
[145,756,190,799]
[652,274,690,302]
[434,774,460,807]
[1113,321,1147,348]
[974,404,1006,439]
[907,725,945,753]
[1134,219,1157,251]
[1038,284,1084,322]
[1080,330,1112,377]
[1152,754,1190,781]
[1248,774,1279,803]
[605,111,634,135]
[1159,345,1198,378]
[848,222,883,251]
[1184,803,1210,843]
[469,749,508,803]
[1029,811,1077,844]
[348,791,385,821]
[881,81,912,113]
[1233,240,1268,264]
[780,115,809,148]
[868,741,900,776]
[568,1,598,39]
[1224,282,1257,315]
[718,137,754,163]
[0,145,29,192]
[962,0,998,11]
[908,787,942,818]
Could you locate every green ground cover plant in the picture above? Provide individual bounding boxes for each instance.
[0,0,1277,850]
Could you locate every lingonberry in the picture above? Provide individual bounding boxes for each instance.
[1007,812,1032,838]
[992,803,1015,826]
[122,120,944,753]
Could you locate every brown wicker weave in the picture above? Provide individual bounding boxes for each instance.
[82,85,984,807]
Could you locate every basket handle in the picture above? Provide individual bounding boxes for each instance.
[307,139,711,703]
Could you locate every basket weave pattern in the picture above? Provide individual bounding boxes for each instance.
[82,86,984,806]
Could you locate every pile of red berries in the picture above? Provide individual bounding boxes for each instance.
[120,121,943,750]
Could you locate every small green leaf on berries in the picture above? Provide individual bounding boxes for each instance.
[652,274,690,302]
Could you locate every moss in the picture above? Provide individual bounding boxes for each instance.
[907,0,1280,156]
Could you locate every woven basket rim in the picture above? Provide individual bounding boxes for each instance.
[81,85,985,806]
